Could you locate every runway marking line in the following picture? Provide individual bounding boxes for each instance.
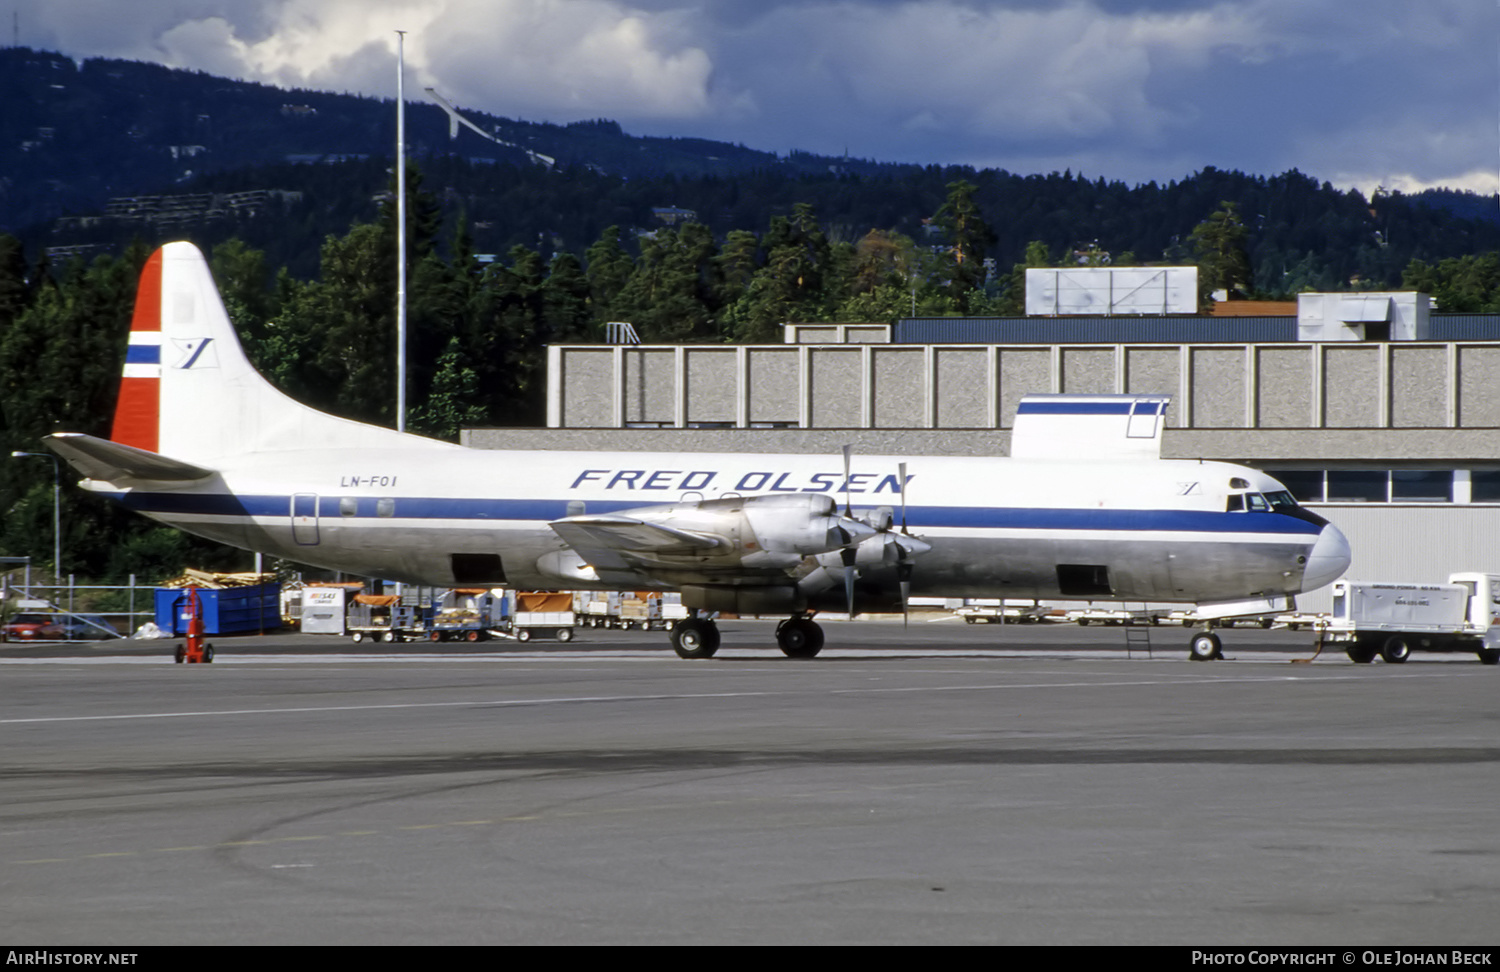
[0,667,1477,728]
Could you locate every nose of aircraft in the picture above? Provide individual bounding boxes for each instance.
[1301,522,1351,592]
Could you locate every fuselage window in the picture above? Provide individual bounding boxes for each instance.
[340,497,358,517]
[377,497,395,518]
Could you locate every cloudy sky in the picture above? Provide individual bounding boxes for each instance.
[16,0,1500,195]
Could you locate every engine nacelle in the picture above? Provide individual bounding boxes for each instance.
[738,493,875,555]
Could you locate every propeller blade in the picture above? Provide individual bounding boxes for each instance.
[898,461,909,534]
[897,561,913,629]
[841,545,858,619]
[841,445,854,519]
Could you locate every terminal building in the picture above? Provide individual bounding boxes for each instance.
[466,270,1500,613]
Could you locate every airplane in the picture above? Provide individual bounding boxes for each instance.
[43,242,1351,661]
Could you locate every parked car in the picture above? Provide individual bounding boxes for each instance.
[3,612,65,641]
[54,614,122,640]
[2,612,121,642]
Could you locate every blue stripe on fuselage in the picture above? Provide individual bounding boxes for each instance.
[109,491,1321,538]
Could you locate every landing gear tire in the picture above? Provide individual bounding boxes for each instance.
[1189,631,1222,661]
[1380,636,1411,664]
[776,618,824,659]
[670,618,720,659]
[1347,644,1377,663]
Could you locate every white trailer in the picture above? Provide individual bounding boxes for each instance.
[1322,572,1500,664]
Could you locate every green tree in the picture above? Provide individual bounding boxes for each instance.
[994,240,1053,316]
[1403,253,1500,312]
[408,336,489,440]
[611,223,721,342]
[1190,201,1253,307]
[933,180,996,311]
[584,225,635,325]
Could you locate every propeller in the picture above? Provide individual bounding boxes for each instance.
[823,449,929,622]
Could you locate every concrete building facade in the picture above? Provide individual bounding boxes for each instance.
[463,332,1500,612]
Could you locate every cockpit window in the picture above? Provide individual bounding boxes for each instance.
[1226,493,1245,512]
[1264,490,1298,510]
[1246,492,1270,512]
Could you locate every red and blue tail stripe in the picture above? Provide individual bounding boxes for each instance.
[110,249,162,452]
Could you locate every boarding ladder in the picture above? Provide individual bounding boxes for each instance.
[1123,604,1153,658]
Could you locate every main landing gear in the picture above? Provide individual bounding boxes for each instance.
[670,617,721,659]
[668,615,828,659]
[775,617,824,659]
[1188,629,1223,661]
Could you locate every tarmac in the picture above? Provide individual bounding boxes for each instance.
[3,618,1497,945]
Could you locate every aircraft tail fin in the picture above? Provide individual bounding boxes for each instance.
[1010,394,1170,461]
[105,242,454,465]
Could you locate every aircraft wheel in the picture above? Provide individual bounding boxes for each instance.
[1189,631,1222,661]
[1347,644,1377,663]
[1478,648,1499,665]
[557,628,574,643]
[1380,636,1411,664]
[671,618,720,659]
[776,618,824,659]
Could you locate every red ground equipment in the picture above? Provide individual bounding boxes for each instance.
[173,586,214,664]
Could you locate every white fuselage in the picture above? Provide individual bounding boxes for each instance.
[91,446,1347,606]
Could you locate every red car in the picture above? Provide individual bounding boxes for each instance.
[2,613,65,641]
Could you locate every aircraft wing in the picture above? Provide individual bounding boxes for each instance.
[549,515,725,571]
[44,432,214,484]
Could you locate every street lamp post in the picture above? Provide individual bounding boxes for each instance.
[11,451,60,580]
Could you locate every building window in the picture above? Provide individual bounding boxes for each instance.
[1471,471,1500,503]
[1326,471,1387,503]
[1391,470,1450,502]
[1265,470,1324,503]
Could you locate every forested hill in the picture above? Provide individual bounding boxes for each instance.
[0,46,896,232]
[6,45,1500,291]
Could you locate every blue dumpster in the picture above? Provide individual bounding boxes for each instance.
[153,584,281,635]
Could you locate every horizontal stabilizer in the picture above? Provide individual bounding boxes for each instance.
[44,432,214,484]
[1010,394,1170,460]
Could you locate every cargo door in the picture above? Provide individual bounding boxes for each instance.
[292,493,320,545]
